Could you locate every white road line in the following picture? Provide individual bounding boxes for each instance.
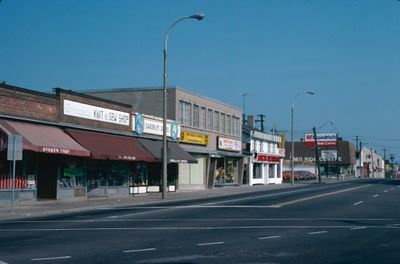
[353,201,363,206]
[391,188,394,190]
[123,248,156,253]
[269,185,369,208]
[373,194,379,198]
[31,256,71,261]
[258,235,281,240]
[0,260,9,264]
[350,226,367,230]
[197,241,225,246]
[308,231,328,235]
[384,190,389,193]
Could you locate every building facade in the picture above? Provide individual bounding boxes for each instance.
[1,83,199,201]
[85,87,244,190]
[283,140,356,178]
[354,147,385,178]
[242,124,284,186]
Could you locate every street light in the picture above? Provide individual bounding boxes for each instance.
[162,14,204,199]
[290,91,314,185]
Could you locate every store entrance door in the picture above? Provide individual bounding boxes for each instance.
[36,155,57,199]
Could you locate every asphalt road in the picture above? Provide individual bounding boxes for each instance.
[0,179,399,264]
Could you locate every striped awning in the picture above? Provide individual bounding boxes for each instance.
[0,119,90,157]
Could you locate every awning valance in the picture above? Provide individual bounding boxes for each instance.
[0,119,90,157]
[138,138,197,163]
[66,129,156,162]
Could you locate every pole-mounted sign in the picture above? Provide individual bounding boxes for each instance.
[7,135,23,215]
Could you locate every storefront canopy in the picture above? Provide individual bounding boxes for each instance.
[0,119,90,157]
[66,129,156,162]
[138,138,197,163]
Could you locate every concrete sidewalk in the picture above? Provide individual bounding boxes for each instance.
[0,177,353,221]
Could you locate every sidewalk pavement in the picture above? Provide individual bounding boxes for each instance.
[0,177,354,221]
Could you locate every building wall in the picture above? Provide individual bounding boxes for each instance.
[0,83,58,122]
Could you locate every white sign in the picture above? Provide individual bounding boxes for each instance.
[304,133,337,146]
[132,114,180,139]
[63,100,130,126]
[321,150,338,161]
[218,137,241,152]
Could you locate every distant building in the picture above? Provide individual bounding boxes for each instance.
[242,115,284,186]
[283,140,356,177]
[354,147,385,178]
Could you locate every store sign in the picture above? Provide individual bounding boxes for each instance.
[63,100,130,126]
[321,150,338,161]
[304,133,337,147]
[217,137,241,152]
[255,154,280,163]
[180,131,208,145]
[132,114,180,140]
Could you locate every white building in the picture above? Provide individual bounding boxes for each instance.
[355,147,385,178]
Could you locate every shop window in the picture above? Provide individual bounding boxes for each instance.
[60,162,86,189]
[109,163,129,187]
[253,163,262,179]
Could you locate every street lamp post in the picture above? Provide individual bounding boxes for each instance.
[290,91,314,185]
[162,14,204,199]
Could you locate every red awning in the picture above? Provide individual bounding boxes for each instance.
[0,119,90,157]
[65,129,157,162]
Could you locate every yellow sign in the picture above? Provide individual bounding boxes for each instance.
[180,131,208,146]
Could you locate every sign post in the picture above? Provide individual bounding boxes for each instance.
[7,135,23,215]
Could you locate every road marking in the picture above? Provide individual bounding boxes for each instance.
[373,194,379,198]
[384,190,388,193]
[1,225,378,232]
[269,185,369,208]
[308,231,328,235]
[0,261,9,264]
[123,248,156,253]
[31,256,71,261]
[350,226,367,230]
[353,201,363,206]
[197,241,225,246]
[391,188,394,190]
[258,235,281,240]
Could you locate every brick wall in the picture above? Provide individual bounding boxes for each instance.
[0,84,57,122]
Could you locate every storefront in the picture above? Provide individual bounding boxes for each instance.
[132,113,196,193]
[0,119,91,201]
[65,129,156,197]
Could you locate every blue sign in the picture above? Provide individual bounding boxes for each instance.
[170,121,179,140]
[135,114,144,135]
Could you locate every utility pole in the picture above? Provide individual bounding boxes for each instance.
[255,114,265,132]
[242,93,247,126]
[312,127,321,183]
[355,136,359,152]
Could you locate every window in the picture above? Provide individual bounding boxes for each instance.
[226,115,232,135]
[220,113,225,133]
[214,111,219,132]
[193,105,199,128]
[200,107,206,129]
[179,101,192,126]
[207,109,213,130]
[233,117,240,136]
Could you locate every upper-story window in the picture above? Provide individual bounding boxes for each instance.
[200,107,206,129]
[233,117,240,136]
[220,113,225,133]
[179,101,192,126]
[207,109,213,130]
[193,105,199,128]
[214,111,219,132]
[226,115,232,135]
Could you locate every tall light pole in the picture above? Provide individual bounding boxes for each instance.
[290,91,314,185]
[162,14,204,199]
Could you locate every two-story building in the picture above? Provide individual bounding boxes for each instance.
[84,87,244,190]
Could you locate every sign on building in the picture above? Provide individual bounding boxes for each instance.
[304,133,337,147]
[7,135,23,161]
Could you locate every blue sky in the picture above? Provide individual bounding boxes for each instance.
[1,0,400,161]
